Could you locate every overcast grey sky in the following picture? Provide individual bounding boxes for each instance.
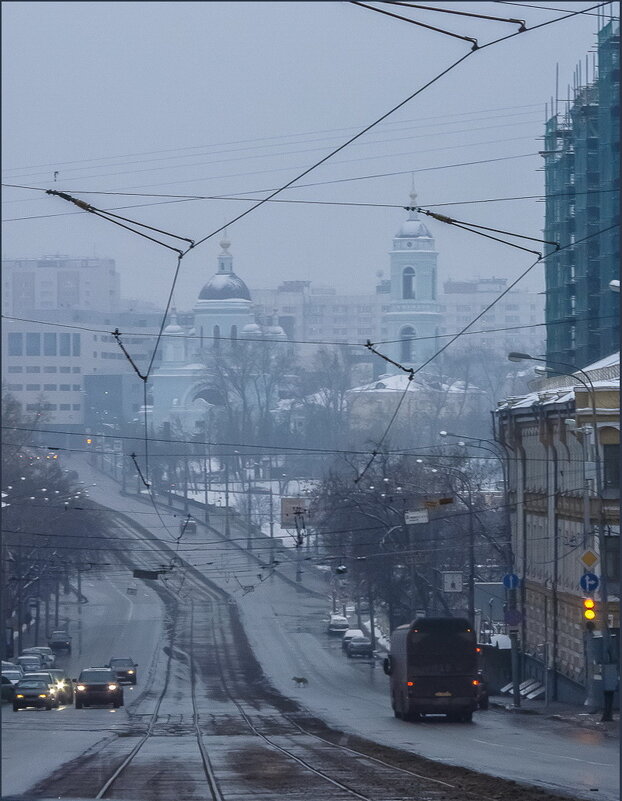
[2,1,609,310]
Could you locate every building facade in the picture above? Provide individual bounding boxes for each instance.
[496,352,620,703]
[542,18,620,370]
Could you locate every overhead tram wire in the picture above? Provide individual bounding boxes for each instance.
[355,220,620,482]
[2,151,541,212]
[2,310,618,353]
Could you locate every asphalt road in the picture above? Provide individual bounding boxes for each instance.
[3,453,618,801]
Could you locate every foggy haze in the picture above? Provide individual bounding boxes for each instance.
[3,2,602,310]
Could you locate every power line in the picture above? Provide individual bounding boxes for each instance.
[4,310,614,349]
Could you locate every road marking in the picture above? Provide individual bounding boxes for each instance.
[472,739,612,766]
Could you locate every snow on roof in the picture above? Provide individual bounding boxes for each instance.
[499,377,619,410]
[583,351,620,371]
[348,373,482,394]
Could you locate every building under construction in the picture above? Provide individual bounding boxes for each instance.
[542,13,619,371]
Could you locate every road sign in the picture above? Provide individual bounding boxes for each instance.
[502,573,520,590]
[580,549,599,569]
[281,497,311,528]
[442,571,463,593]
[404,509,429,525]
[579,572,599,593]
[504,608,522,627]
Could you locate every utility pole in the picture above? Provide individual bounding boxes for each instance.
[54,577,60,628]
[203,456,209,525]
[224,460,231,538]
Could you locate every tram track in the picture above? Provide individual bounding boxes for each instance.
[25,496,574,801]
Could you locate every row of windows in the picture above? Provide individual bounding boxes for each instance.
[7,365,81,374]
[26,403,80,411]
[7,332,81,357]
[6,384,81,392]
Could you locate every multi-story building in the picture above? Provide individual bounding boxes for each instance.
[1,255,163,434]
[542,18,620,370]
[496,352,619,704]
[439,277,544,356]
[2,255,121,315]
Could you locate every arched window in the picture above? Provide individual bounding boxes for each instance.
[400,326,415,363]
[231,324,238,347]
[431,268,437,300]
[213,325,220,351]
[402,267,415,299]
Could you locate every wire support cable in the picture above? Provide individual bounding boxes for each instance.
[45,190,194,254]
[351,1,480,48]
[379,0,526,28]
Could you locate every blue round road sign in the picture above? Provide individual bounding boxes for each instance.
[502,573,520,590]
[579,573,599,593]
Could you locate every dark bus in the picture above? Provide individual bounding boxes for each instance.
[383,617,480,722]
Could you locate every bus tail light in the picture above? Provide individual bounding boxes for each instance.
[407,681,415,686]
[472,679,480,686]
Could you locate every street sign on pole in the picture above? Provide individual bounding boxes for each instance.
[580,549,599,569]
[504,608,522,627]
[502,573,520,590]
[404,509,429,525]
[281,497,311,528]
[579,572,600,593]
[442,571,463,593]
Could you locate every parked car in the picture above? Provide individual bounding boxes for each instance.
[346,635,374,659]
[74,668,124,708]
[2,675,16,701]
[48,630,72,653]
[24,672,60,707]
[48,669,74,703]
[2,668,24,686]
[2,660,22,675]
[22,646,56,668]
[341,628,365,651]
[13,678,55,711]
[107,657,138,685]
[327,614,350,635]
[16,655,44,673]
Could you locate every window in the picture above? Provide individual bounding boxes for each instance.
[26,384,40,391]
[59,366,71,373]
[42,403,57,411]
[59,333,71,356]
[26,333,40,356]
[7,384,23,391]
[72,334,81,356]
[231,324,237,343]
[8,333,23,356]
[213,325,220,351]
[26,404,38,411]
[59,384,71,391]
[72,404,81,411]
[603,443,620,490]
[43,384,57,391]
[43,333,57,356]
[43,366,57,373]
[8,366,22,373]
[72,367,81,373]
[59,404,71,411]
[72,384,81,391]
[402,267,415,299]
[400,326,416,362]
[26,366,40,373]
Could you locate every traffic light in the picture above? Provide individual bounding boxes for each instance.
[583,598,596,631]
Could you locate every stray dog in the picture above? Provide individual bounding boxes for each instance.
[292,676,308,688]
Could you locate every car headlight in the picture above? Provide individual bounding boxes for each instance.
[39,693,48,698]
[76,684,86,691]
[16,694,24,698]
[108,684,117,691]
[127,670,134,674]
[57,681,66,689]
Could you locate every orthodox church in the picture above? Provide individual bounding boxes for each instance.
[150,235,286,431]
[380,189,442,371]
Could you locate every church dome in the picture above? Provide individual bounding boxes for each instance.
[395,218,432,239]
[198,271,251,301]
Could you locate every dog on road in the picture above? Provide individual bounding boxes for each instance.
[292,676,308,688]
